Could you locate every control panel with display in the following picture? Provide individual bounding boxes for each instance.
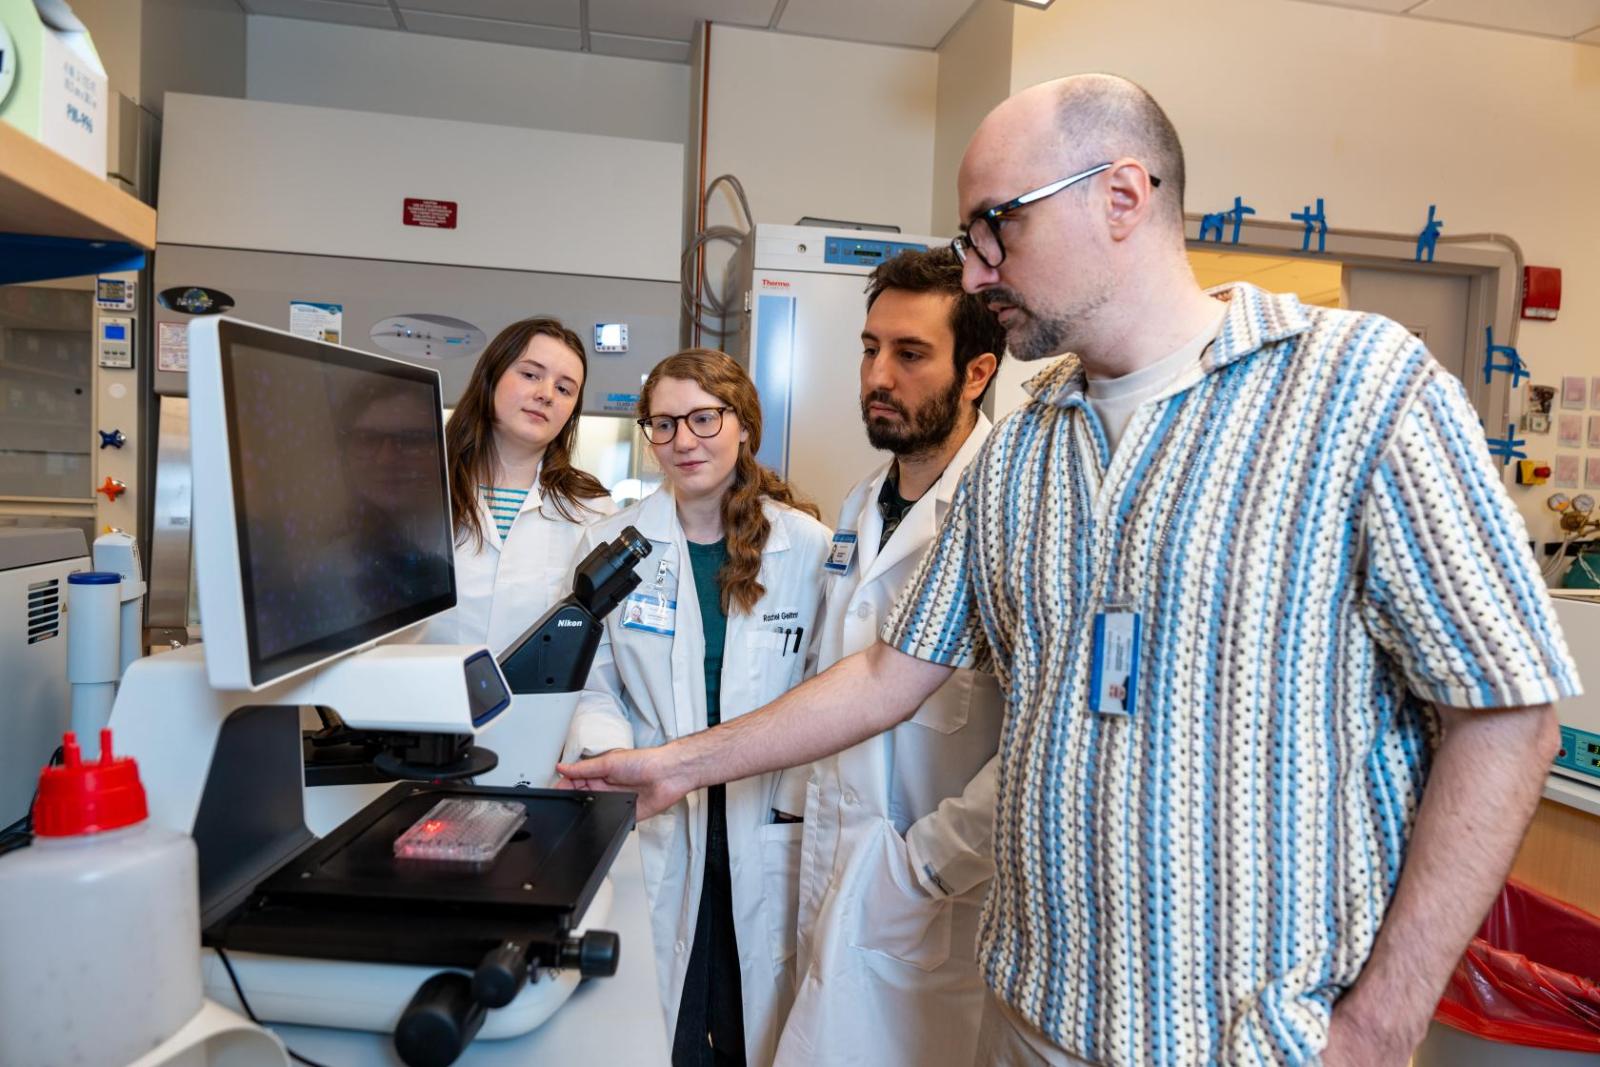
[1555,724,1600,785]
[594,323,629,354]
[98,316,135,369]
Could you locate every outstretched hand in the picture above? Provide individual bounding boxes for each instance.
[556,745,690,820]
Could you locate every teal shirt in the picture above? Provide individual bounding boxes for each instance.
[685,539,728,725]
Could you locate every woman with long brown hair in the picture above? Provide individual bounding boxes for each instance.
[562,349,831,1067]
[417,316,613,654]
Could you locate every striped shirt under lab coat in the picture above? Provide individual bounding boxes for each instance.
[882,282,1579,1066]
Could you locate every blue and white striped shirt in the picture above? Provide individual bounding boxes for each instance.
[480,485,531,541]
[883,283,1579,1065]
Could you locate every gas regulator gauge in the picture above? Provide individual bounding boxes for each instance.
[1574,494,1596,515]
[1548,493,1571,512]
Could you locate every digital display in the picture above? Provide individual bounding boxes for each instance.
[593,323,628,353]
[103,324,126,341]
[221,335,455,682]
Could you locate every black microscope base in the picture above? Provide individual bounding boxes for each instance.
[205,783,636,972]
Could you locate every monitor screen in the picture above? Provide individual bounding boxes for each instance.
[217,324,455,684]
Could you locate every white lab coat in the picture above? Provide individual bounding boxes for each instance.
[773,415,1003,1067]
[563,486,831,1065]
[418,481,615,655]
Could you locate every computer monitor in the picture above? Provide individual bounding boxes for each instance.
[188,317,456,690]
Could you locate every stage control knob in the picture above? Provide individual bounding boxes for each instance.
[560,929,620,978]
[394,971,486,1067]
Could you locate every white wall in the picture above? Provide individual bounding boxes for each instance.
[1009,0,1600,540]
[703,25,939,235]
[246,16,689,144]
[70,0,246,114]
[933,0,1012,234]
[70,0,144,105]
[141,0,246,116]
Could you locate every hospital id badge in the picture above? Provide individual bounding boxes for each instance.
[1089,604,1141,717]
[620,591,676,636]
[824,531,858,575]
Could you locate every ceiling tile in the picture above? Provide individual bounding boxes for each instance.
[776,0,974,49]
[1409,0,1600,37]
[589,30,693,63]
[402,10,582,48]
[587,0,776,42]
[245,0,400,26]
[1289,0,1424,12]
[398,0,580,29]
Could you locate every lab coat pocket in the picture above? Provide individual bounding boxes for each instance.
[759,821,804,965]
[744,627,804,695]
[907,671,973,735]
[847,820,953,972]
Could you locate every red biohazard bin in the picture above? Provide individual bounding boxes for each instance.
[1414,880,1600,1066]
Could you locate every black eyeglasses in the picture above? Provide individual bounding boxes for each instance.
[636,406,734,445]
[951,162,1162,269]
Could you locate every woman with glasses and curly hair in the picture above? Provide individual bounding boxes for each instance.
[417,316,614,654]
[562,348,831,1067]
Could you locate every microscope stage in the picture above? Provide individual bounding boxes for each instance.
[207,784,635,970]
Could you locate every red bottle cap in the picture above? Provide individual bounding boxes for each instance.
[32,729,149,837]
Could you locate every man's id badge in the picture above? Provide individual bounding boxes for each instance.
[824,531,858,575]
[1089,605,1141,716]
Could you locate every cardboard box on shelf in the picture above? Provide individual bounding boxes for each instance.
[0,0,108,178]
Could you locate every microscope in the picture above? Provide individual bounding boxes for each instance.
[107,317,648,1067]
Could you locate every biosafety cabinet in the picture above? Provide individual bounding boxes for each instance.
[142,94,685,642]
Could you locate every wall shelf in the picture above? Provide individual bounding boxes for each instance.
[0,122,156,285]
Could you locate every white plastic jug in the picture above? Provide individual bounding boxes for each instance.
[0,729,203,1067]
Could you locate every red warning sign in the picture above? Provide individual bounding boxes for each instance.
[402,198,458,229]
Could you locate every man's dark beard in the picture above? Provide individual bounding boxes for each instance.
[861,371,966,456]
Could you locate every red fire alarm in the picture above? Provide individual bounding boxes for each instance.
[1522,266,1561,321]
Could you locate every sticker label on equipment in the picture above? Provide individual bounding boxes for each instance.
[289,301,343,344]
[157,322,189,372]
[403,198,458,229]
[602,392,640,414]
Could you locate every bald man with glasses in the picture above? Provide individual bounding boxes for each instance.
[563,74,1576,1067]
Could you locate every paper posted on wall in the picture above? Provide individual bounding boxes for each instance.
[290,301,343,344]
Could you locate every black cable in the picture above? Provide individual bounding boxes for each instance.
[213,947,338,1067]
[1,745,63,859]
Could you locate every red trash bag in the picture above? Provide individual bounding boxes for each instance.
[1433,879,1600,1052]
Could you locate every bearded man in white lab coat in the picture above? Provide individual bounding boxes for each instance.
[772,247,1006,1067]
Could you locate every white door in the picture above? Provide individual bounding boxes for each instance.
[1343,268,1472,387]
[749,269,880,522]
